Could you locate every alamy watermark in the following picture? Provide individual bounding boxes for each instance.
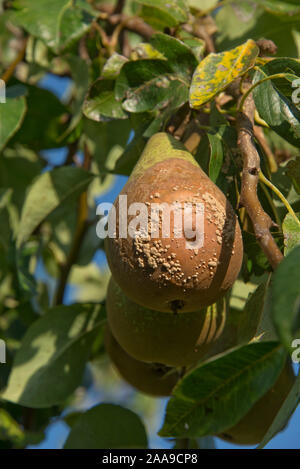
[0,339,6,364]
[96,196,205,249]
[291,339,300,364]
[0,79,6,103]
[292,78,300,105]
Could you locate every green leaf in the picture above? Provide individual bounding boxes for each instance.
[189,39,259,109]
[188,0,218,9]
[1,304,105,408]
[64,404,148,449]
[255,282,279,343]
[83,79,127,121]
[16,241,38,298]
[11,84,68,150]
[115,59,171,100]
[64,411,82,428]
[216,5,300,58]
[112,113,155,175]
[136,0,189,29]
[12,0,70,49]
[60,55,90,139]
[70,264,110,303]
[159,342,286,438]
[115,58,189,113]
[58,3,93,51]
[150,33,198,78]
[271,245,300,350]
[0,188,12,212]
[101,53,128,80]
[0,147,43,218]
[286,157,300,195]
[17,166,94,248]
[131,43,165,60]
[257,58,300,99]
[0,409,24,445]
[113,132,147,176]
[258,370,300,448]
[0,94,27,151]
[12,0,93,52]
[123,76,188,113]
[237,280,270,344]
[283,212,300,255]
[177,30,205,62]
[253,66,300,147]
[206,131,224,183]
[82,117,131,171]
[256,0,300,16]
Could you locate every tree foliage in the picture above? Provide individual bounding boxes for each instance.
[0,0,300,450]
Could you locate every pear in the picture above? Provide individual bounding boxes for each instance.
[104,325,180,397]
[106,276,227,367]
[105,132,243,313]
[218,360,296,445]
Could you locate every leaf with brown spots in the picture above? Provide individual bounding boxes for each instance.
[189,39,259,109]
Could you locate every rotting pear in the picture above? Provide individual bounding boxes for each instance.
[104,325,180,397]
[105,132,243,313]
[106,276,227,367]
[217,359,296,445]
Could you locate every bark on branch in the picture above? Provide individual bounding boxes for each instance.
[236,87,283,270]
[96,4,154,39]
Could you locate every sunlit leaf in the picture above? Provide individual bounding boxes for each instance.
[83,79,127,121]
[12,0,93,52]
[136,0,189,30]
[150,33,198,78]
[1,304,105,407]
[101,53,128,80]
[283,212,300,255]
[216,5,299,58]
[189,39,259,108]
[256,0,300,16]
[17,166,94,247]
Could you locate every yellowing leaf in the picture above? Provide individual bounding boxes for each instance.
[189,39,259,109]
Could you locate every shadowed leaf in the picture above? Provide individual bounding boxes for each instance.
[64,404,148,449]
[271,245,300,350]
[1,304,105,407]
[159,342,286,438]
[258,370,300,448]
[0,93,26,151]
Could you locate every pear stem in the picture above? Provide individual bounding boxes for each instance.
[259,171,300,228]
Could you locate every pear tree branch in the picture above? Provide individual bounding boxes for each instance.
[236,86,284,270]
[1,38,27,83]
